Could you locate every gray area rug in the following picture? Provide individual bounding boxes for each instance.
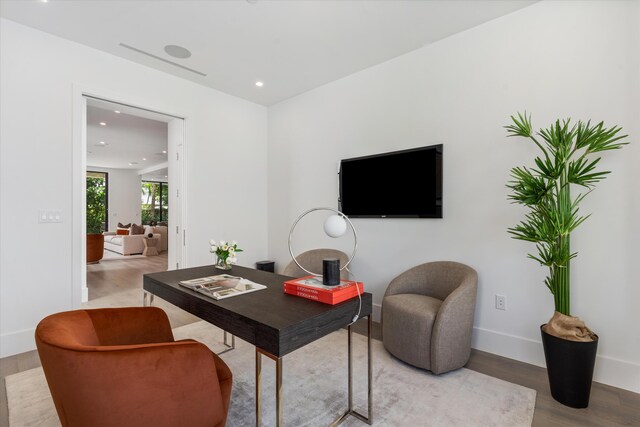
[6,321,535,426]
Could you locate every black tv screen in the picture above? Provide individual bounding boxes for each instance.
[339,144,442,218]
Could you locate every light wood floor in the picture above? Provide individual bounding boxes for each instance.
[1,255,639,427]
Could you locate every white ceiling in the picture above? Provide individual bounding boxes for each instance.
[86,98,168,173]
[0,0,537,106]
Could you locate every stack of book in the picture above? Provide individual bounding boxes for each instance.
[284,276,364,305]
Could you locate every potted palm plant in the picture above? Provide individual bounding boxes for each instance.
[505,112,628,408]
[86,176,106,264]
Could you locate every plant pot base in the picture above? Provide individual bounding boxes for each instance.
[541,325,598,408]
[86,234,104,264]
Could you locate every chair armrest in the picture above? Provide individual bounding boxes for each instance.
[103,231,116,236]
[430,279,477,374]
[84,307,174,345]
[42,340,230,427]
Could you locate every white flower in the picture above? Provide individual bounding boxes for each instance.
[210,245,218,253]
[231,240,238,246]
[229,247,235,254]
[209,239,216,246]
[219,240,226,247]
[222,244,229,251]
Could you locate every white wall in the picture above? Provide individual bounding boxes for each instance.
[267,1,640,392]
[0,19,268,357]
[87,167,142,230]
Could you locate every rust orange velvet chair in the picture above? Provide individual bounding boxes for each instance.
[35,307,232,427]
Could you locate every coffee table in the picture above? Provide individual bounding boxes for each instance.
[143,264,372,427]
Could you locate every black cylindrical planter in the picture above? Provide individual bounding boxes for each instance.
[540,325,598,408]
[322,258,340,286]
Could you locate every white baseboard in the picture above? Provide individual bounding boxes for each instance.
[0,328,36,358]
[472,326,640,393]
[81,286,89,303]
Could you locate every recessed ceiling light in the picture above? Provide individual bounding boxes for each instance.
[164,45,192,59]
[99,141,105,145]
[162,150,167,154]
[99,122,106,126]
[41,0,48,3]
[142,158,147,161]
[129,162,138,166]
[114,110,121,114]
[164,175,168,178]
[255,81,264,87]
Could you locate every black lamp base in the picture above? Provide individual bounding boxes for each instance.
[322,259,340,286]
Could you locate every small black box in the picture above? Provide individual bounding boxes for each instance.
[255,260,275,273]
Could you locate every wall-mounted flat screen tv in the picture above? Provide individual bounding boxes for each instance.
[339,144,442,218]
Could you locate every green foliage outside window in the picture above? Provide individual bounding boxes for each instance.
[86,176,107,234]
[141,181,169,224]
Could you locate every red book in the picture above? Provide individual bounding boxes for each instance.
[283,276,364,305]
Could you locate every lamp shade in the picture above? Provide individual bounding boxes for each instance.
[324,214,347,238]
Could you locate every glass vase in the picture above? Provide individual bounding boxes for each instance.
[215,255,232,270]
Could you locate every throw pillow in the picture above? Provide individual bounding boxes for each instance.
[116,229,129,235]
[117,222,131,228]
[130,223,145,235]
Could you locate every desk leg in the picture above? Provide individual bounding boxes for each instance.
[142,292,154,307]
[330,315,373,426]
[255,348,283,427]
[217,331,236,355]
[256,349,262,427]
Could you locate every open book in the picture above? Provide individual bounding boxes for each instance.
[179,274,266,300]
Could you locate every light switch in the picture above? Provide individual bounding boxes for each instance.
[39,209,63,223]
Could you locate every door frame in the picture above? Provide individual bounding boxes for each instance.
[72,84,187,306]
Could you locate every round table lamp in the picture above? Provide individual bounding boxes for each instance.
[288,207,358,284]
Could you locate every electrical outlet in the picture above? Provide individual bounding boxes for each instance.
[495,294,506,310]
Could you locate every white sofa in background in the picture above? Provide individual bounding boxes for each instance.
[103,232,157,255]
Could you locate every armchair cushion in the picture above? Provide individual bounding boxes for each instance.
[382,294,442,369]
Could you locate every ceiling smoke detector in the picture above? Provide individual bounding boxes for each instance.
[164,45,192,59]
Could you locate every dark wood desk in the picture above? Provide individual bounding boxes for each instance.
[143,264,372,426]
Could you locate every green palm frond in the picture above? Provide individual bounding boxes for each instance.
[505,112,629,315]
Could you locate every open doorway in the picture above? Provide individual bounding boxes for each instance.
[82,96,184,301]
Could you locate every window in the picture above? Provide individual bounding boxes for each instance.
[87,171,108,232]
[141,181,169,224]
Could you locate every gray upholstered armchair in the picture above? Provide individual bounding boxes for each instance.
[382,261,478,374]
[282,248,350,279]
